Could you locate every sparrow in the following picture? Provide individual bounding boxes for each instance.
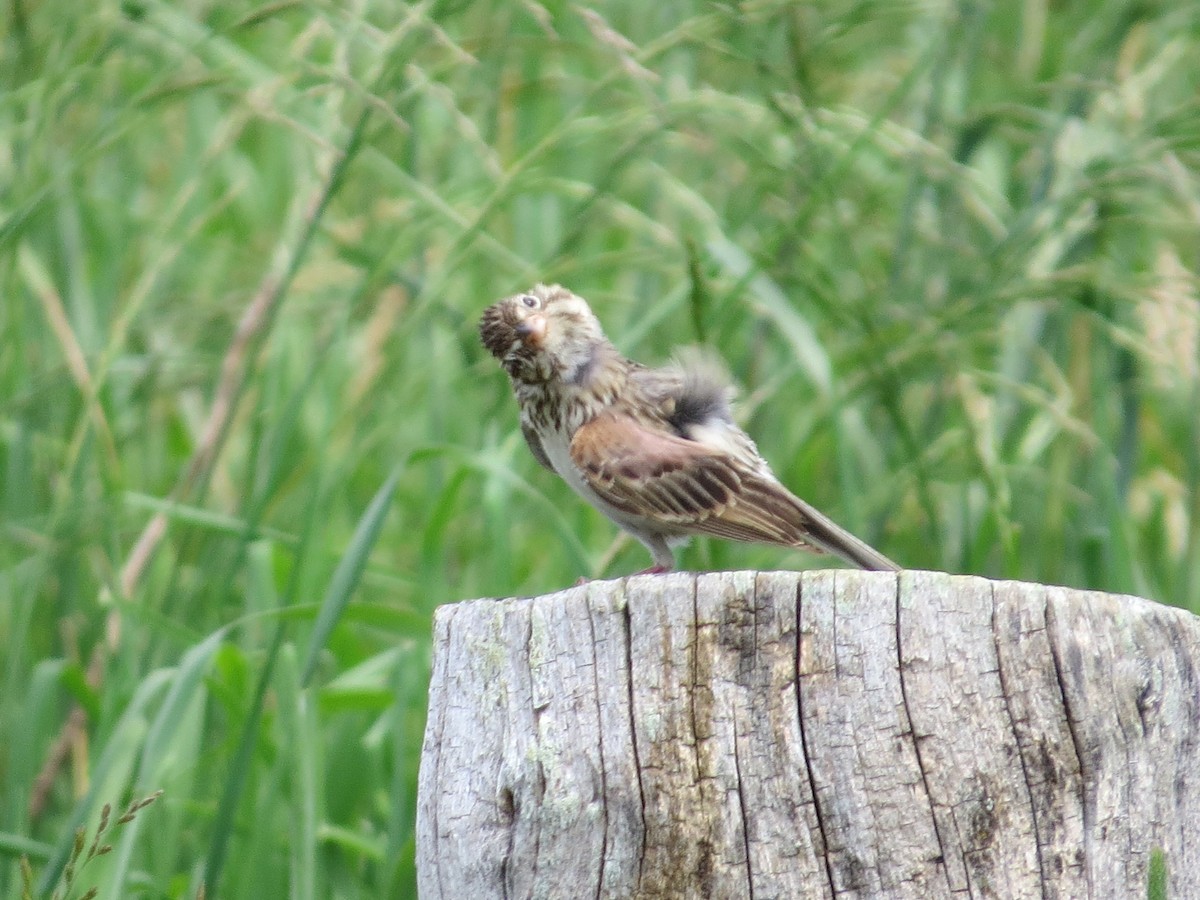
[479,284,900,574]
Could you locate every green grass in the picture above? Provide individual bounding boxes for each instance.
[3,0,1198,896]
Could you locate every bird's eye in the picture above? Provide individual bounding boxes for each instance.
[521,294,539,309]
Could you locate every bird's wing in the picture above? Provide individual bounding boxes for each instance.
[521,422,556,472]
[568,412,821,548]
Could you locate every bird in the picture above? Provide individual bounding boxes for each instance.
[479,284,900,574]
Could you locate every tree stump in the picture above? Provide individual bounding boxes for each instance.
[416,570,1200,899]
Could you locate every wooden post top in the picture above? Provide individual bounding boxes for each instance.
[417,570,1200,899]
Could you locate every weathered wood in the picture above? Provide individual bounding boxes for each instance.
[416,571,1200,899]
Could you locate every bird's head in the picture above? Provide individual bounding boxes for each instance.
[479,284,609,384]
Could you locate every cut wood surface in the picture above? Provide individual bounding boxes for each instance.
[416,571,1200,899]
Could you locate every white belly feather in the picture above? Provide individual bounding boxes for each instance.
[537,423,691,553]
[539,427,624,522]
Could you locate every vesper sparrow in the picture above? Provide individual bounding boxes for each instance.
[479,284,899,574]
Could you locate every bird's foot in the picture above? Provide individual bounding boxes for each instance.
[633,565,671,576]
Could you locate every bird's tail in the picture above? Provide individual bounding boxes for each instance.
[792,497,901,572]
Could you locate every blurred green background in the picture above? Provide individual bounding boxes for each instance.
[2,0,1198,896]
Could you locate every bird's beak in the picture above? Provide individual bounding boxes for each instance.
[515,314,547,346]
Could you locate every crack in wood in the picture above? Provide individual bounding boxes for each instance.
[893,573,955,892]
[621,589,648,890]
[793,575,837,899]
[990,582,1051,891]
[584,589,610,900]
[1045,597,1094,898]
[731,721,755,900]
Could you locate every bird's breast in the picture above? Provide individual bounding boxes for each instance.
[517,381,606,434]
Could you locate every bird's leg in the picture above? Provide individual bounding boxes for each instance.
[632,534,676,575]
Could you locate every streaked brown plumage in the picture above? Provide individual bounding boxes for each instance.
[479,284,900,574]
